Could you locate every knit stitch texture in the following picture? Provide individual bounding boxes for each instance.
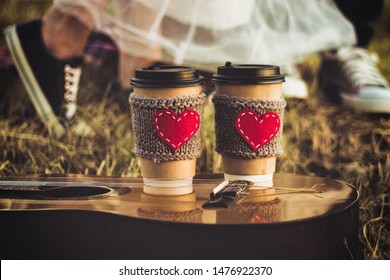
[212,94,286,159]
[129,92,206,162]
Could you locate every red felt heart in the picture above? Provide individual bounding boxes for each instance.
[236,109,280,150]
[248,212,269,224]
[153,109,200,151]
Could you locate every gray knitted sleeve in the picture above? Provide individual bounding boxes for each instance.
[212,94,286,159]
[129,92,206,163]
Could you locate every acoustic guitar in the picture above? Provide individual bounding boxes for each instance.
[0,173,358,259]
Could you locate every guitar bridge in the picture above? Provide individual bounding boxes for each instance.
[202,180,253,208]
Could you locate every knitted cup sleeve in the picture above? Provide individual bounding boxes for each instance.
[129,92,206,163]
[212,94,287,159]
[216,198,281,224]
[137,208,203,223]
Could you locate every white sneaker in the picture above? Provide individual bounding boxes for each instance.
[319,47,390,113]
[280,64,309,99]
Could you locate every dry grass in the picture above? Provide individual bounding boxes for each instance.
[0,0,389,259]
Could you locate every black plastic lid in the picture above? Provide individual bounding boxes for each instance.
[131,65,204,88]
[212,62,285,85]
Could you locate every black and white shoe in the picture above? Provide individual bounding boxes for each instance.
[319,47,390,114]
[281,64,309,99]
[4,19,87,136]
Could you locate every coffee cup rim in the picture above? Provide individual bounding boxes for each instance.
[212,62,285,85]
[131,65,205,88]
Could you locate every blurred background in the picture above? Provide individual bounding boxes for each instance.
[0,0,389,259]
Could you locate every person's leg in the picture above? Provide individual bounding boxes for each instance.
[42,7,92,59]
[99,0,162,87]
[119,53,159,88]
[46,0,112,58]
[333,0,383,47]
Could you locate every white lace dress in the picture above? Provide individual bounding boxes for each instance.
[55,0,357,69]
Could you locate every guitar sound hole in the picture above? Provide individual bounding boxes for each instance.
[45,186,111,198]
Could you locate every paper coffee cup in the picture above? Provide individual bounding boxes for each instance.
[138,191,202,223]
[212,62,285,183]
[130,65,204,186]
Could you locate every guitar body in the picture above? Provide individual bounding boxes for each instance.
[0,173,358,259]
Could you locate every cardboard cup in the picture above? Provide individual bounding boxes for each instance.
[140,191,197,212]
[132,85,203,180]
[138,191,201,223]
[214,83,282,178]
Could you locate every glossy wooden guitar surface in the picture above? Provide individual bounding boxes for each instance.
[0,173,359,259]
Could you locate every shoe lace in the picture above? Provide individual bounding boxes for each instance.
[338,47,389,89]
[62,64,82,124]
